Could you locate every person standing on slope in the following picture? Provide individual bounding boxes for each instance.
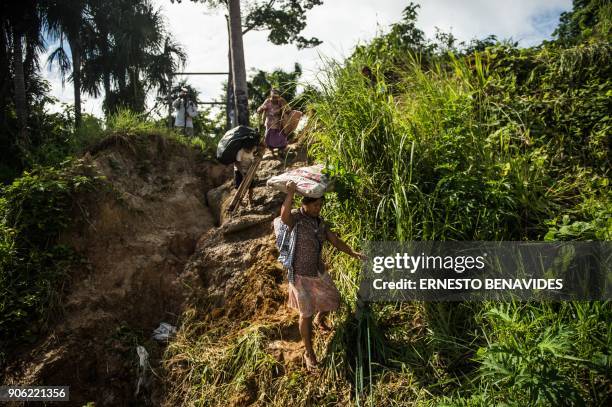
[257,88,289,157]
[280,181,366,372]
[173,87,198,136]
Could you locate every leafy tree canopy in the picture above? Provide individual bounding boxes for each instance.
[553,0,612,45]
[173,0,323,48]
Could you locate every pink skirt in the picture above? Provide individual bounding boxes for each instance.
[265,128,288,148]
[288,272,340,318]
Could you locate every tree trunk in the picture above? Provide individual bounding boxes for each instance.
[0,20,9,129]
[103,73,110,97]
[227,0,249,126]
[226,53,236,130]
[12,29,28,146]
[225,15,235,130]
[100,25,112,114]
[70,41,82,128]
[24,35,36,106]
[103,71,111,113]
[226,51,235,129]
[118,71,126,93]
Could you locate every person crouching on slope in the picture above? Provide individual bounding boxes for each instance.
[281,181,366,372]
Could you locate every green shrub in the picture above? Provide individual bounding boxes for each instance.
[475,302,611,405]
[0,159,102,366]
[106,108,159,136]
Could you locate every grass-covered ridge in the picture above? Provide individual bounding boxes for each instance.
[311,42,610,243]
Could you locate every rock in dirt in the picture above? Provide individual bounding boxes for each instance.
[207,181,233,225]
[222,213,274,235]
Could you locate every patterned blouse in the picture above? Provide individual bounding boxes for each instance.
[291,208,328,277]
[257,98,286,129]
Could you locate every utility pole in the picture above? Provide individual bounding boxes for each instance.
[227,0,249,126]
[225,15,235,130]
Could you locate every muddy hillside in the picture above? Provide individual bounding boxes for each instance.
[3,133,313,406]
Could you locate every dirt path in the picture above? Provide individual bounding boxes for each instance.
[163,141,337,405]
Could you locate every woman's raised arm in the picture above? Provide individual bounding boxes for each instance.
[281,181,296,228]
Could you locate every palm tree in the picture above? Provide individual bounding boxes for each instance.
[4,0,42,148]
[80,0,118,104]
[81,0,185,115]
[44,0,89,128]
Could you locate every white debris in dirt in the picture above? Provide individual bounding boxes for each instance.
[152,322,177,342]
[135,345,150,397]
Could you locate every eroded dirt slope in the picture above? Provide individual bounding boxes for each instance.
[5,133,315,407]
[163,141,337,406]
[4,134,230,406]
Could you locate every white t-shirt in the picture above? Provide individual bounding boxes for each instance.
[235,148,255,174]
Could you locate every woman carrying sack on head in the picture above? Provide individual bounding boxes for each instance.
[280,181,366,372]
[257,88,289,157]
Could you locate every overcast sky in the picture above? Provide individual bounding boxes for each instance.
[43,0,571,117]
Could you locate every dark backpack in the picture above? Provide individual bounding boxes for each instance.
[216,125,260,165]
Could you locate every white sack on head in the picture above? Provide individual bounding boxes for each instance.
[266,164,329,198]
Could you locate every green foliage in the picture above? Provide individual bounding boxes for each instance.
[27,104,105,167]
[303,7,611,405]
[553,0,612,45]
[476,302,611,405]
[182,0,323,48]
[104,108,221,159]
[0,98,104,184]
[170,132,220,160]
[106,108,159,135]
[310,42,610,243]
[0,159,102,365]
[240,0,323,49]
[248,63,302,112]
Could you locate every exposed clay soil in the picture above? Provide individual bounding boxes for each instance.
[3,134,231,406]
[2,134,313,406]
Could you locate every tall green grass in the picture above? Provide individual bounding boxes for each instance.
[307,42,611,405]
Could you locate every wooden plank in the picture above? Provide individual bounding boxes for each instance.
[228,154,262,214]
[228,156,260,214]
